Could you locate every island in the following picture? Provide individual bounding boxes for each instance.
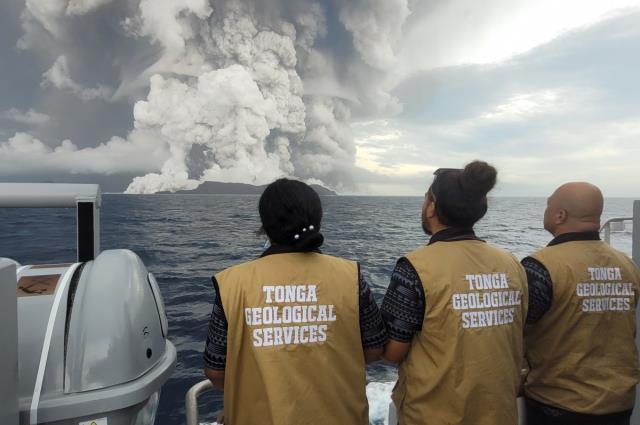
[158,181,337,196]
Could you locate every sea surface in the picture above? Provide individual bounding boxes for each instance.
[1,195,636,425]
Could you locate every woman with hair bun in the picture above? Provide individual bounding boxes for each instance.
[381,160,528,425]
[203,178,387,425]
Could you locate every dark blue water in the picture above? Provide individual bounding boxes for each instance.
[1,195,634,424]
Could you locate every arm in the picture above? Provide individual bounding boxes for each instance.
[380,258,425,364]
[358,267,389,363]
[365,347,384,363]
[204,368,225,390]
[520,257,553,325]
[203,276,228,389]
[383,339,411,364]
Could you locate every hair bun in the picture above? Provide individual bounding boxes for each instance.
[459,160,497,197]
[294,231,324,251]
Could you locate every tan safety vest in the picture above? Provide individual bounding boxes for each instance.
[393,240,528,425]
[216,252,368,425]
[525,240,640,414]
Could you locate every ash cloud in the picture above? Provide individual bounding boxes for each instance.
[4,0,411,193]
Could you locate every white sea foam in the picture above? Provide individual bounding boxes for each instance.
[367,381,395,424]
[200,380,395,425]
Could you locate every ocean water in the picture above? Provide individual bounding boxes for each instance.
[1,195,635,425]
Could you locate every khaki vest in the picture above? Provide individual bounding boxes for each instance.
[394,240,528,425]
[525,240,640,414]
[216,252,368,425]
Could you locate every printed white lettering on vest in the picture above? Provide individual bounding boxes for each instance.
[263,286,275,303]
[452,290,521,310]
[462,308,516,329]
[465,273,509,290]
[252,324,329,347]
[250,284,336,347]
[587,267,623,281]
[455,273,521,329]
[578,267,633,313]
[264,285,319,303]
[253,328,263,346]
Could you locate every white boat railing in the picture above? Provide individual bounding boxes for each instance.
[601,201,639,425]
[185,379,216,425]
[600,216,632,245]
[0,260,18,425]
[0,183,101,262]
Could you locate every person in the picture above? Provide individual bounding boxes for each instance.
[381,160,528,425]
[522,182,640,425]
[202,178,388,425]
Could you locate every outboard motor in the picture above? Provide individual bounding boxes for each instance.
[0,183,176,425]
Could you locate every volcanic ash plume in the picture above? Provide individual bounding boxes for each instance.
[16,0,411,193]
[126,1,310,193]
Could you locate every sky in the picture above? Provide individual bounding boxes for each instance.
[1,0,639,196]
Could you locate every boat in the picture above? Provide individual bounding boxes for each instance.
[1,183,637,425]
[0,183,176,425]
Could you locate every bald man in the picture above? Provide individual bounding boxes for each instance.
[523,182,640,425]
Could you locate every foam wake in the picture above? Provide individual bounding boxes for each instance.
[202,380,395,425]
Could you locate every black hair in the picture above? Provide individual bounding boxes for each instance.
[429,160,497,228]
[259,178,324,251]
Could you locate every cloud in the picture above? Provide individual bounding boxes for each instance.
[338,0,411,70]
[395,0,640,82]
[1,108,51,126]
[65,0,113,15]
[8,0,412,193]
[41,56,113,101]
[0,130,168,176]
[4,1,640,195]
[352,11,640,196]
[126,66,293,193]
[121,0,412,192]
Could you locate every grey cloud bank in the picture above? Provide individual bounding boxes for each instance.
[0,0,410,193]
[0,1,639,197]
[353,10,640,196]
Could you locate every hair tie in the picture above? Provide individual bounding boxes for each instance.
[293,224,316,241]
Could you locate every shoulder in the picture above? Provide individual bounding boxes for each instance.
[603,242,635,260]
[528,244,560,264]
[317,252,357,264]
[479,243,527,277]
[604,244,640,275]
[395,257,419,274]
[482,242,519,260]
[215,257,263,281]
[405,244,433,262]
[313,253,359,273]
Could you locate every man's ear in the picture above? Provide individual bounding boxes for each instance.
[556,208,568,224]
[426,198,437,218]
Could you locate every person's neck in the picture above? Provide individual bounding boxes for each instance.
[552,225,600,238]
[430,223,449,236]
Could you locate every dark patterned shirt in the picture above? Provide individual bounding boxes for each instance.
[521,257,553,324]
[203,254,388,371]
[380,258,425,343]
[380,227,480,343]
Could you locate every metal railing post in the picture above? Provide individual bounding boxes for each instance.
[633,201,640,425]
[633,201,639,267]
[0,260,19,425]
[186,379,215,425]
[0,183,101,262]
